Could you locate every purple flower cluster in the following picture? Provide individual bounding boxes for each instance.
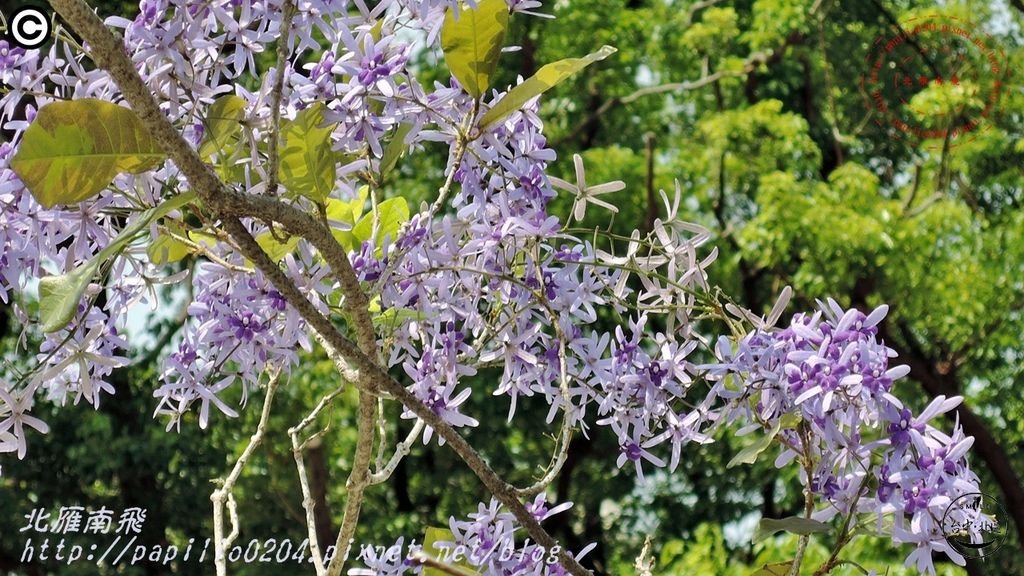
[704,300,984,575]
[154,241,331,429]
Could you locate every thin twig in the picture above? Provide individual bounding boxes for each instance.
[289,422,328,575]
[263,0,296,197]
[901,161,923,215]
[787,423,816,576]
[211,370,282,576]
[514,313,574,498]
[369,419,425,484]
[634,536,655,576]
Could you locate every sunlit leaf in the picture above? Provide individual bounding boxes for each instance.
[148,231,191,265]
[477,45,617,129]
[38,261,103,336]
[255,229,301,262]
[441,0,509,98]
[421,526,475,576]
[11,99,166,208]
[39,193,196,333]
[352,196,410,249]
[198,94,246,159]
[278,102,337,201]
[326,186,369,251]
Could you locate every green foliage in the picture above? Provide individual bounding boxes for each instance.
[278,102,337,201]
[727,419,782,468]
[682,7,740,55]
[421,526,475,574]
[380,123,414,182]
[478,45,618,129]
[441,0,510,98]
[8,1,1024,575]
[198,94,246,159]
[743,0,815,51]
[352,196,410,250]
[255,229,302,262]
[749,561,794,576]
[148,226,192,265]
[11,99,166,208]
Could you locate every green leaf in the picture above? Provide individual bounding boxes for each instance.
[753,517,830,543]
[325,186,369,252]
[11,99,167,208]
[373,307,427,329]
[326,186,368,224]
[727,419,781,468]
[749,561,794,576]
[198,94,246,159]
[39,192,196,332]
[440,0,509,98]
[477,45,617,129]
[352,196,410,249]
[38,261,103,336]
[379,123,414,181]
[148,231,191,265]
[255,230,301,262]
[278,103,337,201]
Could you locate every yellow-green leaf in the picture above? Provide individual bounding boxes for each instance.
[478,45,617,129]
[325,186,369,251]
[198,94,246,159]
[148,232,191,265]
[38,260,103,335]
[326,186,368,224]
[750,561,794,576]
[353,196,409,249]
[255,230,301,262]
[40,192,195,332]
[441,0,509,98]
[278,103,337,201]
[11,99,166,208]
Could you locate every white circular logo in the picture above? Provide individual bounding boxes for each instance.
[10,7,52,49]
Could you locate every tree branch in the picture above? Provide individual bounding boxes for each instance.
[787,422,816,576]
[325,394,375,576]
[369,419,425,484]
[262,0,296,197]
